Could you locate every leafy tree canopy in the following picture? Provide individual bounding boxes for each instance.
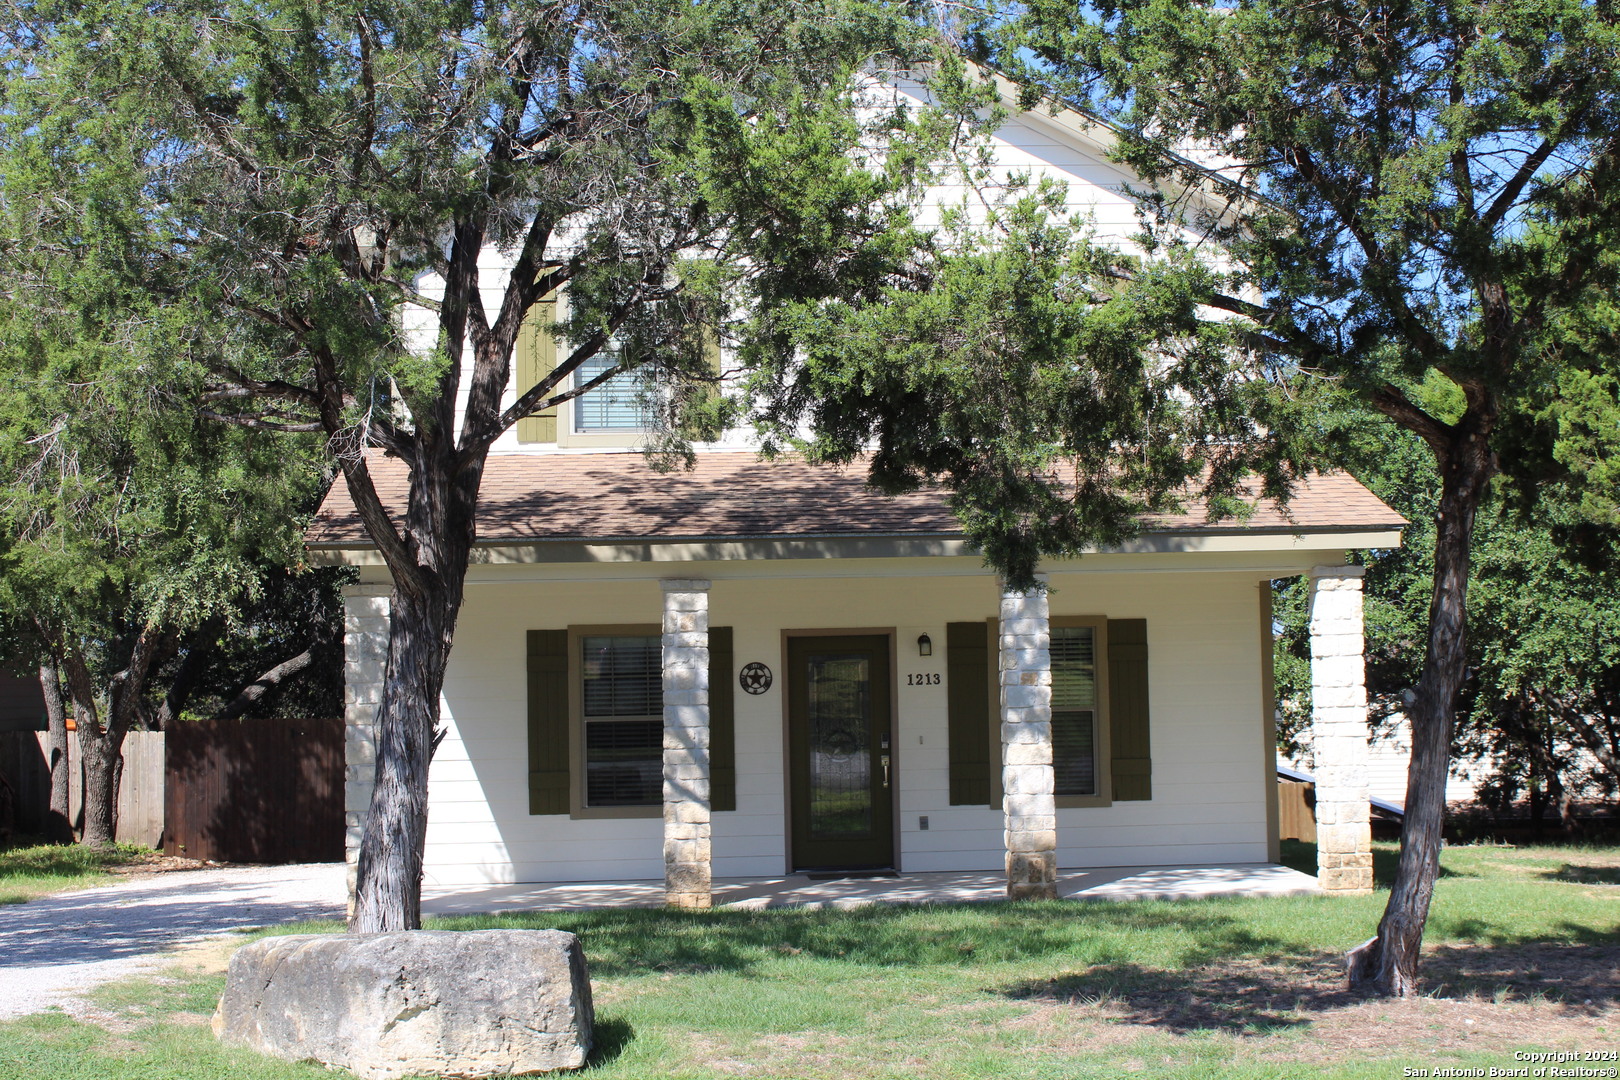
[981,0,1620,995]
[1275,384,1620,810]
[0,0,1004,924]
[0,65,334,842]
[753,174,1301,588]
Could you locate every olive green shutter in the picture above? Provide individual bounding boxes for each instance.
[947,621,994,806]
[527,629,569,814]
[1107,618,1153,801]
[709,626,736,812]
[515,293,558,443]
[703,323,723,375]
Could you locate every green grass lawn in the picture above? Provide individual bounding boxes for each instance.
[0,841,154,904]
[2,842,1616,1080]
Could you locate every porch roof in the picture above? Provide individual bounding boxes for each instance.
[307,450,1404,552]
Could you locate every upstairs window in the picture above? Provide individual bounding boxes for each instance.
[573,349,652,433]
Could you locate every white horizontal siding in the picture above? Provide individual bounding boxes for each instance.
[420,563,1279,885]
[405,90,1187,457]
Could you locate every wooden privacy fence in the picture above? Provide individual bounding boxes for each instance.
[1278,779,1317,843]
[164,716,343,864]
[0,730,165,847]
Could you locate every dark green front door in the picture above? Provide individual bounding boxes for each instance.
[787,635,894,871]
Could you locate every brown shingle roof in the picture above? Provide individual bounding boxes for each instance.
[305,450,1405,547]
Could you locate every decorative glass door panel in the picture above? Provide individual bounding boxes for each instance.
[806,654,872,839]
[788,636,893,871]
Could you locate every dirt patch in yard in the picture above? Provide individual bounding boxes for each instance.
[103,851,209,879]
[1006,942,1620,1062]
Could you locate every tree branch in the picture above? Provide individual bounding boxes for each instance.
[1532,687,1620,789]
[153,616,223,730]
[59,642,103,735]
[308,342,420,588]
[1368,383,1455,452]
[469,272,662,452]
[199,409,324,433]
[211,648,316,722]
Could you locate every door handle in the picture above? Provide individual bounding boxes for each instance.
[880,754,891,789]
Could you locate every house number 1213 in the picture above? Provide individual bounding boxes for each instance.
[906,673,941,686]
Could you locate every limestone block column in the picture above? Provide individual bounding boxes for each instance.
[1308,565,1373,895]
[1001,579,1057,900]
[341,583,392,917]
[661,579,712,908]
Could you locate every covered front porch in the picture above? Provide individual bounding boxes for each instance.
[320,458,1404,913]
[340,561,1380,912]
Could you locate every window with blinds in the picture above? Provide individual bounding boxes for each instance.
[1050,625,1098,797]
[581,635,662,806]
[574,350,650,432]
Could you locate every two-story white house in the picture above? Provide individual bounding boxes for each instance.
[310,80,1401,908]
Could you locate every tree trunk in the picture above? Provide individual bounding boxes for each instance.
[1348,425,1494,997]
[350,586,454,932]
[78,724,123,848]
[153,616,222,730]
[40,662,74,844]
[59,627,163,849]
[1529,772,1545,836]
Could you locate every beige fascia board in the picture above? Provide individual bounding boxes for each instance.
[307,525,1402,569]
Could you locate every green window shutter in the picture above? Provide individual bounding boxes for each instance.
[709,626,736,812]
[527,629,569,814]
[703,323,723,375]
[1107,618,1152,801]
[947,621,994,806]
[515,294,558,443]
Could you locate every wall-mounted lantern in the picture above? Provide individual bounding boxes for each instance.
[917,632,933,657]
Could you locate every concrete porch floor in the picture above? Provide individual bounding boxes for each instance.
[421,863,1321,915]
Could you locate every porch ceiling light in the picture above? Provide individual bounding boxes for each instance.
[917,633,932,657]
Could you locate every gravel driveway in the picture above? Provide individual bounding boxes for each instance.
[0,862,347,1019]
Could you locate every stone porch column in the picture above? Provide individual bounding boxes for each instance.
[661,579,712,908]
[1308,565,1374,895]
[1001,578,1057,900]
[341,583,391,917]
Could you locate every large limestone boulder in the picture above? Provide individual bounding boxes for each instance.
[213,929,593,1079]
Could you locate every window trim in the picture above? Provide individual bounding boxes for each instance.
[1050,615,1112,809]
[559,352,653,446]
[568,623,663,820]
[556,289,655,448]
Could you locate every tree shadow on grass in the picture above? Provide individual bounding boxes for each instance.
[997,941,1620,1036]
[435,902,1298,978]
[1420,940,1620,1002]
[1432,917,1620,949]
[1540,863,1620,886]
[1002,958,1343,1035]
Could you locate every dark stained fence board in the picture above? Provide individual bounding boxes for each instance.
[165,717,343,864]
[0,732,49,836]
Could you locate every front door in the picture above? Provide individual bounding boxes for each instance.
[787,635,894,871]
